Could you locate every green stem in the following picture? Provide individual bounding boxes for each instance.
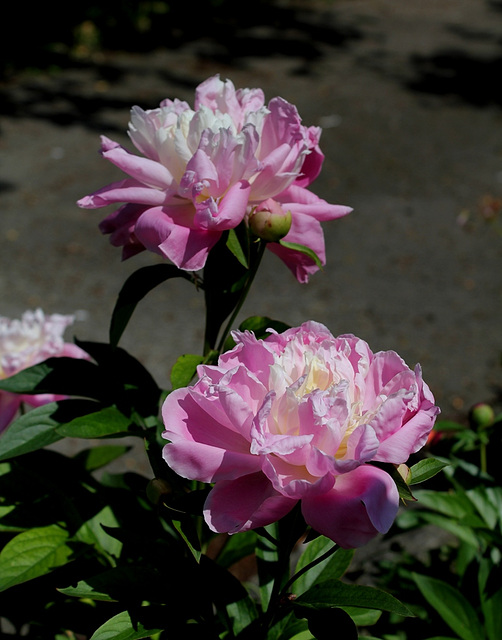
[480,441,487,474]
[280,542,338,596]
[216,240,266,354]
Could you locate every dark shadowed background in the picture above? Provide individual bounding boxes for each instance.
[1,0,502,430]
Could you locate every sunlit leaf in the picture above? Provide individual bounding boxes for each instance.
[409,457,449,485]
[89,610,162,640]
[278,240,323,269]
[0,400,102,461]
[0,524,73,591]
[170,354,204,390]
[56,405,134,438]
[75,505,122,559]
[226,227,249,268]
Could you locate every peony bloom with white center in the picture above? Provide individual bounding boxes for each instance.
[162,321,440,548]
[0,309,88,432]
[78,75,351,282]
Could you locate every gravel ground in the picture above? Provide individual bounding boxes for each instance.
[1,0,502,439]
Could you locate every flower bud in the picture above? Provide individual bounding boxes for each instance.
[396,463,411,484]
[146,478,172,505]
[248,199,292,242]
[469,403,495,430]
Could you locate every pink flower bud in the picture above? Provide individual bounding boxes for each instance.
[248,199,292,242]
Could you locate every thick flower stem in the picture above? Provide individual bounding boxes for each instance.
[202,230,267,356]
[216,239,266,354]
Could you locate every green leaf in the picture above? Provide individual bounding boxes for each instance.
[226,227,249,268]
[415,511,482,548]
[255,522,280,611]
[89,610,162,640]
[295,580,413,617]
[482,586,502,640]
[0,357,105,399]
[414,489,475,519]
[467,486,501,530]
[0,399,102,461]
[56,405,134,438]
[412,573,485,640]
[340,606,381,626]
[74,445,130,472]
[479,558,502,640]
[409,457,450,485]
[0,524,73,591]
[433,419,467,432]
[216,530,257,569]
[278,240,323,269]
[109,263,193,348]
[75,505,122,559]
[294,537,353,595]
[170,354,204,390]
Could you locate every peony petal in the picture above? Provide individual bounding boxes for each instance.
[162,387,251,453]
[163,439,260,483]
[203,472,297,534]
[77,179,167,209]
[158,222,220,270]
[276,185,352,221]
[374,400,440,463]
[102,145,174,190]
[193,181,250,231]
[0,391,22,433]
[302,464,399,548]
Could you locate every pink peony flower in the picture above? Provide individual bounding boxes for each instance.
[0,309,88,433]
[162,321,440,548]
[78,75,351,282]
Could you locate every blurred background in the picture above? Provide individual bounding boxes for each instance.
[1,0,502,422]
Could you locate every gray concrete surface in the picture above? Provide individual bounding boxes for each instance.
[1,0,502,430]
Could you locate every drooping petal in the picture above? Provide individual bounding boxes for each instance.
[77,179,167,208]
[203,472,297,534]
[276,184,352,221]
[302,464,399,548]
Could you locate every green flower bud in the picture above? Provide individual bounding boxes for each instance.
[469,403,495,430]
[248,199,292,242]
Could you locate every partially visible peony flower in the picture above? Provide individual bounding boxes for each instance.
[162,321,439,548]
[78,75,351,282]
[0,309,88,433]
